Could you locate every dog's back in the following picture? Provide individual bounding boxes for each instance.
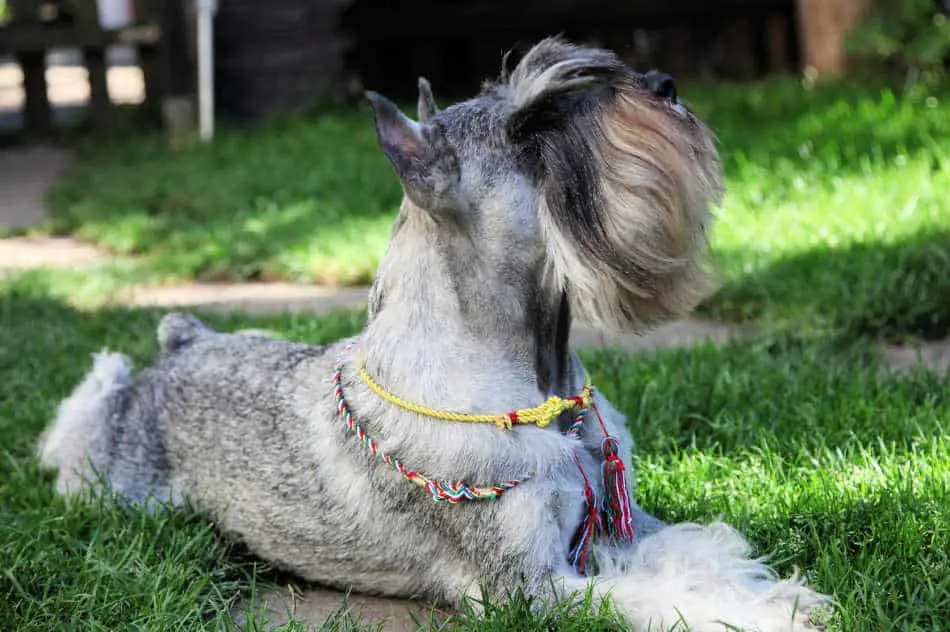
[39,313,496,601]
[38,313,326,507]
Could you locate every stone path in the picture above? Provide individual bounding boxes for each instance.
[232,588,446,632]
[123,282,374,316]
[0,145,78,230]
[0,144,111,275]
[0,235,108,270]
[117,280,748,353]
[881,340,950,375]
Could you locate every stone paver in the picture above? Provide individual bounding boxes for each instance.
[113,281,749,354]
[120,282,372,315]
[234,587,446,632]
[881,339,950,374]
[598,318,746,353]
[0,236,109,270]
[0,145,77,230]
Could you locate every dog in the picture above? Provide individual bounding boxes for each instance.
[38,38,827,631]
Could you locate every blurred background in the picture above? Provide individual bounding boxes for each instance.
[0,0,918,130]
[0,0,948,325]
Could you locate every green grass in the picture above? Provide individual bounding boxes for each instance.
[691,79,950,340]
[42,76,950,340]
[1,275,948,631]
[45,107,403,286]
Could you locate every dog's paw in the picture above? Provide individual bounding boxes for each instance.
[769,588,834,632]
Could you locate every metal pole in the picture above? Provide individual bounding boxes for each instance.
[196,0,218,141]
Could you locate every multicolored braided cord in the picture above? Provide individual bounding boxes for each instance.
[332,355,527,503]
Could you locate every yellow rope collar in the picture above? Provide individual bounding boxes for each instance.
[355,353,593,431]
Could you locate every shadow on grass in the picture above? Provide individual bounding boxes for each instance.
[700,229,950,342]
[586,330,949,458]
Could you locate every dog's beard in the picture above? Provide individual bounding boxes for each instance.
[498,37,723,334]
[535,82,722,333]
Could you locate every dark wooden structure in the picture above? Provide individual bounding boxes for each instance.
[0,0,190,133]
[0,0,873,130]
[342,0,801,100]
[208,0,802,120]
[212,0,353,121]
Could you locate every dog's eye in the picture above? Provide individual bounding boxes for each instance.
[645,71,677,101]
[655,78,677,101]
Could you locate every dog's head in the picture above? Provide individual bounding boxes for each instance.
[367,37,722,332]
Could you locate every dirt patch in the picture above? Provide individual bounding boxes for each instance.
[114,281,750,353]
[118,282,372,315]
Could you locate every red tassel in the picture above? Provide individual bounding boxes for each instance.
[600,437,635,542]
[568,456,600,575]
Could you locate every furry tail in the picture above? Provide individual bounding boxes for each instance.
[37,350,134,498]
[561,522,829,632]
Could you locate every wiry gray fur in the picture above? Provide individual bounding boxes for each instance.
[39,38,827,631]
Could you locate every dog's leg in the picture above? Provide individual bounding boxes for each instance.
[562,385,826,630]
[37,350,133,498]
[39,313,211,506]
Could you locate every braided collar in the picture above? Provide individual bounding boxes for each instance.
[355,351,593,430]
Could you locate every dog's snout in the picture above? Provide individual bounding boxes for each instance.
[645,71,677,101]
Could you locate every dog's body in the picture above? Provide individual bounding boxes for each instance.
[39,39,826,631]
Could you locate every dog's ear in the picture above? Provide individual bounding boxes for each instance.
[366,91,460,211]
[417,77,438,122]
[366,91,425,178]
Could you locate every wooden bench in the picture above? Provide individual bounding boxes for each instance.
[0,0,190,134]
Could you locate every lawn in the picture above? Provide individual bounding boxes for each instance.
[41,76,950,340]
[2,71,949,631]
[1,277,948,630]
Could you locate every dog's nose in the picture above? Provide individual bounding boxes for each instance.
[645,71,677,101]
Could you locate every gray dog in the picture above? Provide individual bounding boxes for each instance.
[39,38,826,631]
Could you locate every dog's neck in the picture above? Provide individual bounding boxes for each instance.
[358,210,575,413]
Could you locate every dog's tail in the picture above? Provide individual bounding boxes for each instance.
[37,350,134,498]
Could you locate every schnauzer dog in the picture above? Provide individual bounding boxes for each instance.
[39,38,826,631]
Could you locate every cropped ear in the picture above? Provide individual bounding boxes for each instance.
[366,91,425,179]
[417,77,438,122]
[366,91,460,211]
